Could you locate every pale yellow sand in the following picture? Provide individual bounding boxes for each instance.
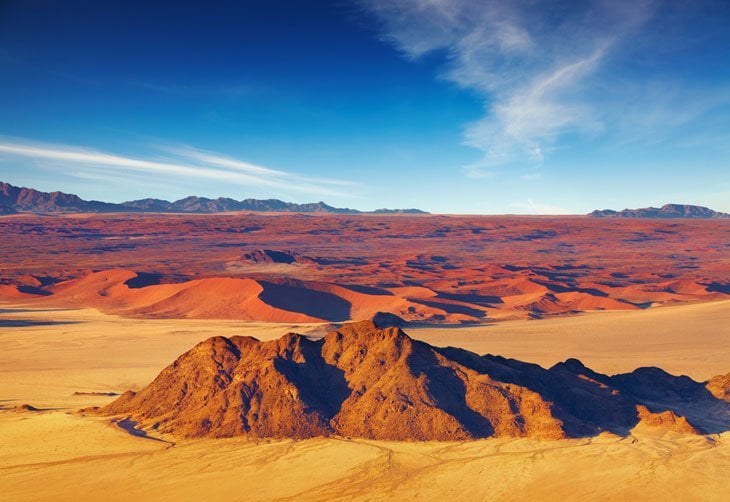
[1,301,728,501]
[0,411,728,502]
[0,301,727,411]
[0,306,323,409]
[410,300,730,381]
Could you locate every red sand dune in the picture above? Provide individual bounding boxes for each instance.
[1,213,728,323]
[26,270,461,323]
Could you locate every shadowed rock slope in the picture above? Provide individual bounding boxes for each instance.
[93,322,729,440]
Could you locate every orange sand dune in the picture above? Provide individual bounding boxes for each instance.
[20,270,453,323]
[3,266,723,323]
[46,271,332,322]
[476,276,551,297]
[2,214,729,323]
[0,284,37,300]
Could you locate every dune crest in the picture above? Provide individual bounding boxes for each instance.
[7,267,726,324]
[3,212,729,324]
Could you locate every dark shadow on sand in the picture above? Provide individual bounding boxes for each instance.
[0,319,82,328]
[115,418,172,444]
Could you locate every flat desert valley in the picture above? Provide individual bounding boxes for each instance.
[1,213,729,500]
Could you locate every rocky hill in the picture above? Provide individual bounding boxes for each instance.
[590,204,729,219]
[90,321,728,440]
[0,181,120,212]
[122,196,361,214]
[372,208,429,214]
[0,181,426,214]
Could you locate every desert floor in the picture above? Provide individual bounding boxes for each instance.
[4,213,730,324]
[1,301,729,500]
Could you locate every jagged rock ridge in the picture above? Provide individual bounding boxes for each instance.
[122,196,360,214]
[590,204,729,219]
[0,181,120,212]
[372,208,429,214]
[93,322,729,440]
[240,249,314,264]
[0,181,427,214]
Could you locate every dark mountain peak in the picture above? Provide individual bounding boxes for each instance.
[121,198,173,211]
[175,195,205,203]
[552,357,588,372]
[1,181,119,213]
[372,208,429,214]
[0,181,425,214]
[590,204,729,219]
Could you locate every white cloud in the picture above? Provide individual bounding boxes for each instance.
[360,0,655,175]
[163,146,356,187]
[510,198,569,215]
[0,137,355,198]
[520,172,541,181]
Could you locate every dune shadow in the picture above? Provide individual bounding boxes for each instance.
[16,285,52,296]
[0,308,72,314]
[575,287,609,297]
[339,284,394,296]
[72,391,120,397]
[258,281,351,321]
[1,403,64,412]
[436,292,503,306]
[124,272,162,289]
[115,417,170,443]
[410,298,487,318]
[706,282,730,294]
[0,319,82,328]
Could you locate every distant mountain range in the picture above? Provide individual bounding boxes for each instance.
[0,182,428,215]
[589,204,729,219]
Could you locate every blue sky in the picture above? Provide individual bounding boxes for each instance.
[0,0,729,213]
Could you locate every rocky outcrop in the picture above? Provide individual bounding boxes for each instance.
[706,373,730,402]
[91,322,728,440]
[241,249,314,265]
[634,405,700,434]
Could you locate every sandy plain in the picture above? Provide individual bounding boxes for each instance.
[1,301,728,501]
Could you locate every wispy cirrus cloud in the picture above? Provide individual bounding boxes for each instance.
[359,0,656,175]
[510,198,569,215]
[0,137,355,198]
[162,146,355,187]
[127,80,261,100]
